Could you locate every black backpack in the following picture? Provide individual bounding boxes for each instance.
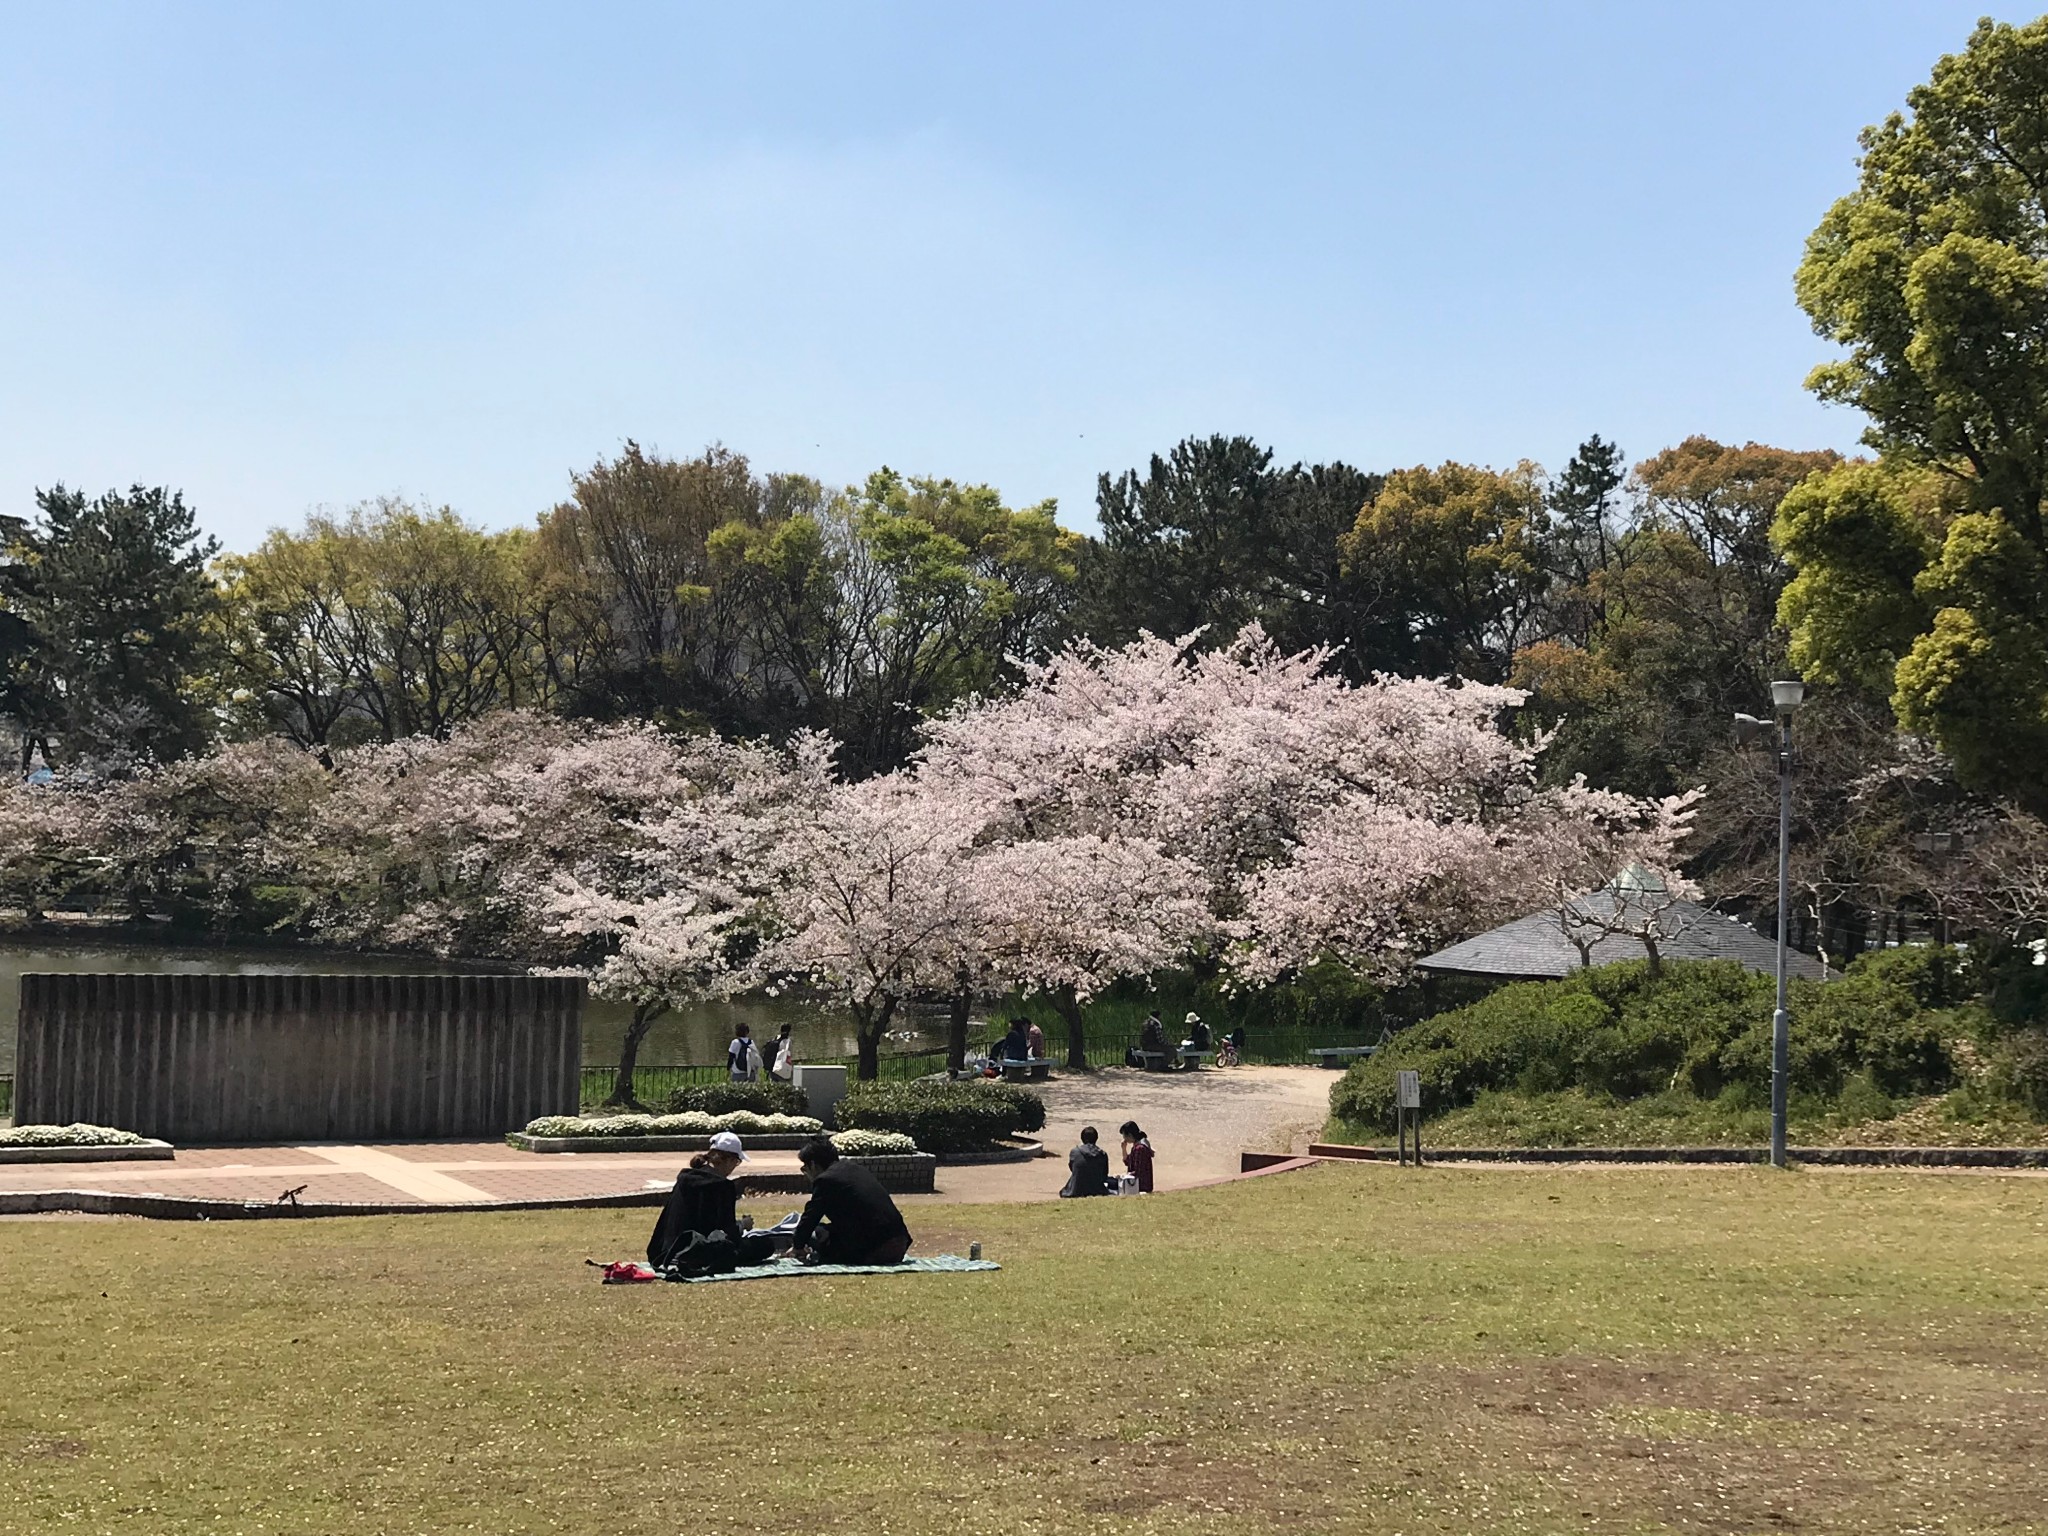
[663,1231,740,1278]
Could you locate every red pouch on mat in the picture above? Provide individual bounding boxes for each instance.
[593,1261,660,1285]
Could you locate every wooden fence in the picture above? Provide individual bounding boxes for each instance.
[12,973,583,1143]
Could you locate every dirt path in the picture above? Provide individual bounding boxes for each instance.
[894,1064,1335,1206]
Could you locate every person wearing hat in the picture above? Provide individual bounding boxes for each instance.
[1178,1011,1211,1068]
[647,1131,782,1269]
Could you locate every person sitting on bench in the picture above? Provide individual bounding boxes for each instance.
[791,1137,913,1266]
[1060,1125,1113,1198]
[1134,1011,1166,1065]
[648,1132,783,1270]
[998,1017,1032,1062]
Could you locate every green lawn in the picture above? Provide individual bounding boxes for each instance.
[2,1165,2046,1534]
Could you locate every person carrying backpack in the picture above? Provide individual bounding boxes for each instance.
[728,1024,764,1082]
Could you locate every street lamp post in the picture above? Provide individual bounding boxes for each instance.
[1736,678,1805,1169]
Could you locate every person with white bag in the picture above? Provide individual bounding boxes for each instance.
[768,1023,796,1081]
[727,1023,764,1082]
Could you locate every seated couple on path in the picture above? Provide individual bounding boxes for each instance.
[649,1134,912,1274]
[1058,1122,1154,1198]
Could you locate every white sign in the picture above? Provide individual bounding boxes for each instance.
[1395,1070,1421,1110]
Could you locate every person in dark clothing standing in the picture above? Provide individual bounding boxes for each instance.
[647,1132,780,1269]
[1118,1120,1155,1193]
[1060,1125,1113,1198]
[792,1137,912,1265]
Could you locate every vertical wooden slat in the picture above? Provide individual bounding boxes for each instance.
[10,972,582,1142]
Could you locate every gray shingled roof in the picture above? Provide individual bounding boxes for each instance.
[1415,882,1828,981]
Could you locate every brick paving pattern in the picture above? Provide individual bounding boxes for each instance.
[0,1068,1334,1212]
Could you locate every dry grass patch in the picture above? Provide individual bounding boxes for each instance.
[1,1164,2045,1534]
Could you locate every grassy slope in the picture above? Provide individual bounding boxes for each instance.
[2,1166,2046,1535]
[1328,1087,2048,1150]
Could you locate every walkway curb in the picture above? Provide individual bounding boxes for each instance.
[0,1187,668,1220]
[0,1140,175,1165]
[1304,1142,2048,1168]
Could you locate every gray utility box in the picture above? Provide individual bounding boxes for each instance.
[791,1064,848,1129]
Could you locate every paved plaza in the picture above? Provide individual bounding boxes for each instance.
[0,1065,1334,1212]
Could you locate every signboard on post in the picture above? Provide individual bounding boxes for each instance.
[1394,1069,1423,1166]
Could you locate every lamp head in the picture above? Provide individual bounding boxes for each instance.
[1770,678,1806,714]
[1733,712,1770,747]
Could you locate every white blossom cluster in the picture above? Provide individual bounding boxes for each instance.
[520,1111,824,1139]
[827,1130,919,1156]
[0,1123,151,1147]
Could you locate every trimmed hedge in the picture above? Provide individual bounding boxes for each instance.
[522,1111,823,1139]
[661,1080,811,1116]
[1332,958,1965,1128]
[835,1080,1046,1154]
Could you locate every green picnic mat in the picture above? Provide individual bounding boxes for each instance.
[671,1253,1000,1284]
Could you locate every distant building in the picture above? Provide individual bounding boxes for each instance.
[1414,868,1828,983]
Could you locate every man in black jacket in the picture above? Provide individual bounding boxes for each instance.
[792,1137,913,1265]
[1060,1125,1113,1198]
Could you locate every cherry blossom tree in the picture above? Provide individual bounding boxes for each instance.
[0,774,96,922]
[534,730,831,1103]
[277,711,694,958]
[970,833,1209,1066]
[918,626,1694,991]
[754,772,983,1079]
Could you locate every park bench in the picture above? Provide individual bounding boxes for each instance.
[1177,1048,1214,1071]
[1133,1049,1172,1072]
[1000,1057,1053,1082]
[1308,1046,1380,1068]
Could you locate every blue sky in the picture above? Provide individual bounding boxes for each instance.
[0,2,2018,549]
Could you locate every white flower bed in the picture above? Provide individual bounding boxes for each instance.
[521,1111,824,1139]
[829,1130,917,1156]
[0,1123,150,1148]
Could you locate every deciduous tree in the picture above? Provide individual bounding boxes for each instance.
[1793,16,2048,806]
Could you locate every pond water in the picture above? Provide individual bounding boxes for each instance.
[0,937,951,1075]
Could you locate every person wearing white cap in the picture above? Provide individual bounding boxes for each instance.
[647,1131,780,1269]
[1177,1011,1211,1069]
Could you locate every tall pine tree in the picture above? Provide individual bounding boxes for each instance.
[19,485,220,767]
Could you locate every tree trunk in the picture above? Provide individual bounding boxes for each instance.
[854,993,898,1081]
[1053,984,1087,1070]
[946,987,971,1076]
[604,999,668,1110]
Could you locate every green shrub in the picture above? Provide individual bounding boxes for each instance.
[1331,958,1962,1130]
[1849,945,1970,1008]
[662,1080,811,1116]
[0,1123,149,1148]
[1982,1027,2048,1117]
[835,1080,1044,1153]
